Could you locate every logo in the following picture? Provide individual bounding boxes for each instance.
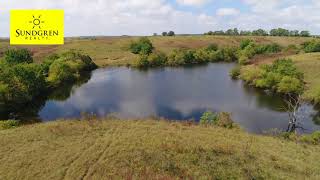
[10,10,64,45]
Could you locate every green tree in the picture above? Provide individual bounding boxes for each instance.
[129,37,154,55]
[167,31,175,36]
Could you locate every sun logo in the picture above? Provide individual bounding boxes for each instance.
[29,15,45,29]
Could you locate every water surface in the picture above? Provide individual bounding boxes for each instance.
[38,63,320,133]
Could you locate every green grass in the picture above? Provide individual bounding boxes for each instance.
[289,53,320,102]
[0,35,315,67]
[0,118,320,179]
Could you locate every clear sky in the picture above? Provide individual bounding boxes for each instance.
[0,0,319,37]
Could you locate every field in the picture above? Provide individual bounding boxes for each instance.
[0,35,315,67]
[0,118,320,179]
[290,53,320,102]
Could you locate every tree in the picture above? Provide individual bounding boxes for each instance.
[129,37,154,55]
[167,31,175,36]
[162,32,167,36]
[289,30,300,37]
[252,29,268,36]
[300,31,310,37]
[282,94,303,133]
[240,30,252,36]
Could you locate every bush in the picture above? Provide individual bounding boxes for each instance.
[0,120,20,130]
[229,66,241,79]
[220,47,238,62]
[240,66,264,83]
[167,50,197,66]
[255,43,282,54]
[216,112,236,129]
[277,76,304,94]
[47,61,76,86]
[4,49,33,64]
[200,111,218,125]
[46,51,97,86]
[206,44,218,51]
[0,63,47,108]
[147,52,167,67]
[300,131,320,145]
[135,54,149,68]
[200,111,236,129]
[240,39,253,50]
[240,59,304,94]
[302,40,320,53]
[129,37,154,55]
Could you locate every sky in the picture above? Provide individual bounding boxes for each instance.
[0,0,320,37]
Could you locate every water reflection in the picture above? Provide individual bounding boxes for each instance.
[0,72,92,121]
[35,63,320,134]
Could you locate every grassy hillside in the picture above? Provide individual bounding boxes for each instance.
[0,35,314,67]
[290,53,320,102]
[0,118,320,179]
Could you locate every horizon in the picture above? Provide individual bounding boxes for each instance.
[0,0,320,37]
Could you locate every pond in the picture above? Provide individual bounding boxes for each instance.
[18,63,320,133]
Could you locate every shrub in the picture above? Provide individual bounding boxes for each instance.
[4,49,33,64]
[240,66,264,83]
[300,131,320,145]
[216,112,236,129]
[147,52,167,67]
[47,61,76,86]
[200,111,218,125]
[0,120,20,130]
[135,54,149,68]
[277,76,304,94]
[229,66,241,79]
[221,47,238,62]
[0,63,47,108]
[129,37,154,55]
[255,43,282,54]
[167,50,196,66]
[240,39,253,50]
[240,59,304,94]
[206,44,218,51]
[193,48,210,63]
[303,40,320,53]
[46,51,97,86]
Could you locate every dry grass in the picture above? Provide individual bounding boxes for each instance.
[0,35,315,67]
[0,118,319,179]
[289,53,320,102]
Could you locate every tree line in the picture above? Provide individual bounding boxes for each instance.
[204,28,311,37]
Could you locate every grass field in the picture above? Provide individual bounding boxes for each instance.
[0,118,319,179]
[0,35,315,67]
[290,53,320,102]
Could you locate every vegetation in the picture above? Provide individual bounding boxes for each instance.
[240,59,304,94]
[289,53,320,104]
[238,39,282,64]
[0,49,97,115]
[162,31,175,36]
[229,65,241,79]
[302,40,320,53]
[205,28,311,37]
[129,37,154,55]
[200,111,237,129]
[0,120,20,130]
[0,118,320,179]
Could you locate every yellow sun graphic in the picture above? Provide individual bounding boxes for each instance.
[29,15,45,29]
